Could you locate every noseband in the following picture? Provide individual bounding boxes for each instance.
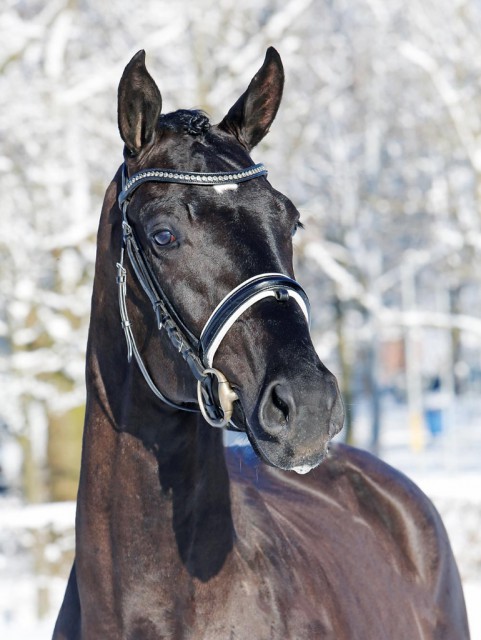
[117,163,310,429]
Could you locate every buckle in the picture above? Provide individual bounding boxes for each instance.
[197,368,238,428]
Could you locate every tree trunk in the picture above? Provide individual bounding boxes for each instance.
[47,405,84,501]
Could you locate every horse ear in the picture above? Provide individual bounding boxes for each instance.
[219,47,284,150]
[118,50,162,155]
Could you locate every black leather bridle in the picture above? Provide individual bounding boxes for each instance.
[117,162,310,429]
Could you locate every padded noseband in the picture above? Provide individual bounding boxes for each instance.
[200,273,310,367]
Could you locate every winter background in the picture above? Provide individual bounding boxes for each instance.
[1,0,481,637]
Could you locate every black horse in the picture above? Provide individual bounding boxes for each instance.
[53,49,469,639]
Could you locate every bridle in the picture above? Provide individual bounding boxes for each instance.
[117,162,310,429]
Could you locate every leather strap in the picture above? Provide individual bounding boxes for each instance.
[119,163,268,206]
[199,273,310,367]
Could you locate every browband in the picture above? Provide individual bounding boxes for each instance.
[119,163,268,205]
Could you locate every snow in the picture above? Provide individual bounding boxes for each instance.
[0,500,75,639]
[465,583,481,640]
[0,501,75,532]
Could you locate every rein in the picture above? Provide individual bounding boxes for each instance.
[117,162,310,429]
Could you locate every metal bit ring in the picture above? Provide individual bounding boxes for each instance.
[197,368,238,428]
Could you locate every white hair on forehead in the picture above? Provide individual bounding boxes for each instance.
[214,184,238,193]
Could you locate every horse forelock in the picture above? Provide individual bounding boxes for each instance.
[139,109,254,177]
[158,110,211,137]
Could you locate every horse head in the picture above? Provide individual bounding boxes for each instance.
[115,48,344,473]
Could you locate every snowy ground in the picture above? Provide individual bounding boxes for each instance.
[1,398,480,639]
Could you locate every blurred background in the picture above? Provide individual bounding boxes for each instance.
[1,0,480,637]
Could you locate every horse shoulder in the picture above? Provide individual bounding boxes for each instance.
[323,443,470,638]
[325,443,459,577]
[225,443,469,640]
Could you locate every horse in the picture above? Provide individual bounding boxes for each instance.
[53,48,469,639]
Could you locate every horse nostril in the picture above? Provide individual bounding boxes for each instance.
[272,384,290,424]
[260,382,293,437]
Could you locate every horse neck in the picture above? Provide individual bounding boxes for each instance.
[77,174,234,581]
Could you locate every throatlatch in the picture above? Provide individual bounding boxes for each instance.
[116,162,310,429]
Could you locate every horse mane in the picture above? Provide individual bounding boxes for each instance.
[159,109,211,136]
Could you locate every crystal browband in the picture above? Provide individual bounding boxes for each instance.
[119,163,268,206]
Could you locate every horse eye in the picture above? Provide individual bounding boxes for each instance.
[292,220,304,237]
[153,229,176,246]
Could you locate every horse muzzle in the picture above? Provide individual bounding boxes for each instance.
[247,368,344,472]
